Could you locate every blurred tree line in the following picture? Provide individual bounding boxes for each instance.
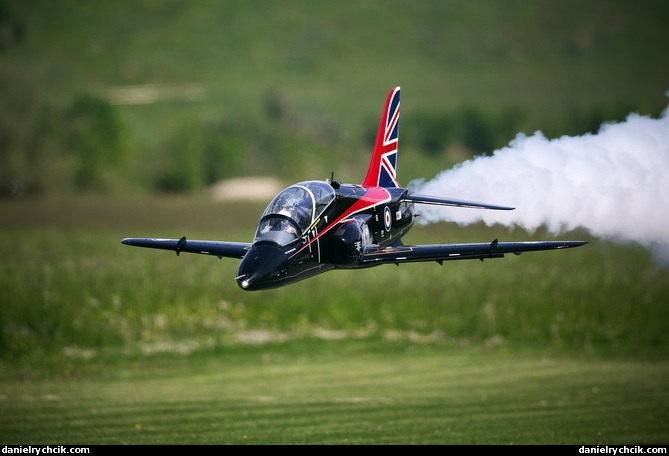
[2,0,667,198]
[0,77,650,198]
[0,1,656,198]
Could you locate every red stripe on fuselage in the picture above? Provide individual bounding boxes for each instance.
[293,187,392,257]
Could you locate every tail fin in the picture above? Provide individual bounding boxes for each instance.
[361,87,401,188]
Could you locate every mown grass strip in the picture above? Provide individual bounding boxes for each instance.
[1,346,667,444]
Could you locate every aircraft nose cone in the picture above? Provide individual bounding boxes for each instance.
[236,243,289,290]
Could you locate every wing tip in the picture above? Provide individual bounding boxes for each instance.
[561,241,589,248]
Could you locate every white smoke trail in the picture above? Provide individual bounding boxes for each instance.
[411,101,669,264]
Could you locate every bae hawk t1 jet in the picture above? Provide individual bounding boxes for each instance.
[122,87,587,290]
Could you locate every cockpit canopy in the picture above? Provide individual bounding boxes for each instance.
[254,181,335,246]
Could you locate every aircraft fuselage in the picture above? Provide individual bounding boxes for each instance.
[236,182,415,290]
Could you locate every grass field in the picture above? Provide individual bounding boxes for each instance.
[2,345,668,445]
[1,196,668,444]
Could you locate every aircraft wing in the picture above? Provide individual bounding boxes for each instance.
[121,237,251,259]
[360,240,588,265]
[405,193,515,211]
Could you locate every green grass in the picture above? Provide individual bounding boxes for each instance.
[2,197,668,366]
[1,345,667,444]
[1,196,668,444]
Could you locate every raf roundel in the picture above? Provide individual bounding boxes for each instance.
[384,206,392,231]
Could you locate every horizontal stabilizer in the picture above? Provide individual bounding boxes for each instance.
[405,193,514,211]
[121,237,251,259]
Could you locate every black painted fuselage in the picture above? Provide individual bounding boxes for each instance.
[236,182,415,290]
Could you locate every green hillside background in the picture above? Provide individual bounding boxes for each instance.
[2,0,668,196]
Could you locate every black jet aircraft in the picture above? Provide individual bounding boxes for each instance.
[122,87,587,291]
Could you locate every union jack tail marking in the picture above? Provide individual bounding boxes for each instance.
[362,87,401,188]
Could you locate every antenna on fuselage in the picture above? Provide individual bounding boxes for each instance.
[329,171,341,189]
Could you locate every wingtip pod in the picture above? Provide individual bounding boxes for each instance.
[121,237,176,249]
[557,241,589,248]
[504,240,589,254]
[362,86,401,188]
